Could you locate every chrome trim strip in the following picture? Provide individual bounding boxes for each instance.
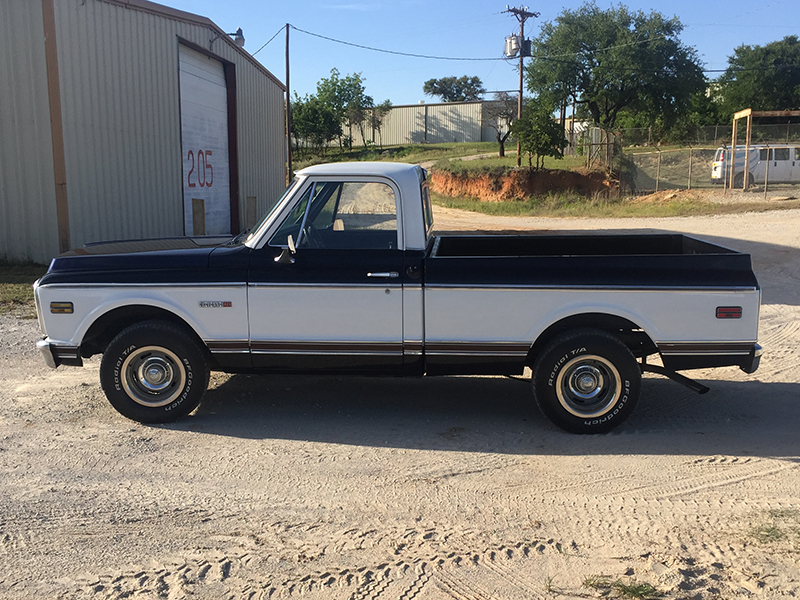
[209,349,251,354]
[248,282,402,289]
[252,350,402,356]
[367,271,399,278]
[425,351,529,357]
[425,284,759,293]
[40,283,247,289]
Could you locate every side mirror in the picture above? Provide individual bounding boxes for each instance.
[274,235,296,264]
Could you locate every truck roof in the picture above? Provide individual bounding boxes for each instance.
[295,161,420,178]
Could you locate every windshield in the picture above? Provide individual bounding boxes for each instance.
[243,178,300,244]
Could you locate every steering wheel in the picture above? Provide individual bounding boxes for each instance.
[302,224,326,249]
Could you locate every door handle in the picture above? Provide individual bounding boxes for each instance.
[367,271,399,278]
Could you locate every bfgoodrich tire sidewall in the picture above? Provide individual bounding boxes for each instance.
[533,330,641,434]
[100,321,208,423]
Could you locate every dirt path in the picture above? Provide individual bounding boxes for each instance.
[1,208,799,599]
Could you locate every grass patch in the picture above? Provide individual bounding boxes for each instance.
[0,260,48,316]
[431,191,800,219]
[612,580,663,599]
[437,154,587,174]
[583,576,662,599]
[294,141,502,169]
[748,508,800,546]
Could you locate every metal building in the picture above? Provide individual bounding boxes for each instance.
[0,0,286,264]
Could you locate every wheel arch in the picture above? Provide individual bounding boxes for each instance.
[80,305,206,358]
[526,312,657,366]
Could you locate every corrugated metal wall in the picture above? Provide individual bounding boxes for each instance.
[347,102,492,147]
[0,0,285,263]
[0,1,61,263]
[52,0,285,250]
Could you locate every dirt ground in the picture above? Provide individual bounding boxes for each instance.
[2,202,799,599]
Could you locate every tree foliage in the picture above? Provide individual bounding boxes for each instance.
[370,100,393,148]
[716,35,800,116]
[314,68,390,148]
[483,92,518,157]
[510,100,567,169]
[423,76,486,102]
[526,2,705,129]
[291,94,341,154]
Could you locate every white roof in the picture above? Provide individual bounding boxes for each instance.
[295,162,420,178]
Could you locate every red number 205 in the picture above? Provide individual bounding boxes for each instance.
[187,150,214,188]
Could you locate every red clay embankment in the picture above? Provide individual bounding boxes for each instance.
[430,168,616,201]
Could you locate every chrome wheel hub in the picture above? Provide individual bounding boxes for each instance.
[121,346,186,407]
[555,355,622,419]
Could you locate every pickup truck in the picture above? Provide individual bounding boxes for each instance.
[34,162,762,433]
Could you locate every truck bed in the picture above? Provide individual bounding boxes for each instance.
[428,233,758,289]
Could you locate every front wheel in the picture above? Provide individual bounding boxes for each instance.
[100,320,210,423]
[532,329,641,433]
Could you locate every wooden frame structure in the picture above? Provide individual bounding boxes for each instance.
[730,108,800,190]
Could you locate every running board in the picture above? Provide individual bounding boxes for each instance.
[641,363,710,395]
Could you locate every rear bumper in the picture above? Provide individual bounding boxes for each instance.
[37,339,83,368]
[660,343,762,374]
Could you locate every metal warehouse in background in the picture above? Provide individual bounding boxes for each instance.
[0,0,286,264]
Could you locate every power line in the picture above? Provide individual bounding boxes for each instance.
[283,24,797,75]
[289,25,503,61]
[251,26,286,57]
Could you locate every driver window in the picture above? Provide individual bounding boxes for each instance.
[271,181,398,250]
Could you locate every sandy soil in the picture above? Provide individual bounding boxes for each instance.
[1,205,799,599]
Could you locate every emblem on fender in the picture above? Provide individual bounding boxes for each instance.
[199,301,232,308]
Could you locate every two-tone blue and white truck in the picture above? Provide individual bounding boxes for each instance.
[34,162,762,433]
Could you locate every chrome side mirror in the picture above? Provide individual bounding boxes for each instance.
[274,235,296,264]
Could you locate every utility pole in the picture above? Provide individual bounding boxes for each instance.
[285,23,292,184]
[503,5,539,167]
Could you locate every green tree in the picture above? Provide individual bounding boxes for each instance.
[510,100,567,169]
[716,35,800,116]
[316,68,387,148]
[369,100,393,148]
[526,2,705,129]
[423,76,485,102]
[291,94,341,155]
[483,92,518,157]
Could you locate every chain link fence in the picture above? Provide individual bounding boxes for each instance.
[622,146,800,195]
[620,124,800,147]
[623,148,718,193]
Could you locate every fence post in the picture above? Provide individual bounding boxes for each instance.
[647,126,652,146]
[688,147,693,190]
[655,148,661,193]
[764,143,771,199]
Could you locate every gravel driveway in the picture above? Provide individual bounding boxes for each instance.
[2,207,799,599]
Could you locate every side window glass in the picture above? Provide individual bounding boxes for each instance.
[336,182,397,233]
[421,183,434,234]
[269,181,398,250]
[268,185,313,246]
[795,148,800,160]
[774,148,790,161]
[759,149,768,161]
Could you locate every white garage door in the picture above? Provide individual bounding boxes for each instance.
[179,45,231,236]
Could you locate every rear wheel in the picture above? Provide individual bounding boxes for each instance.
[100,320,209,423]
[532,329,641,433]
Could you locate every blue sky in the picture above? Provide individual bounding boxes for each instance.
[164,0,797,106]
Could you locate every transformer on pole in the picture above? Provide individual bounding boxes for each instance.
[502,5,539,167]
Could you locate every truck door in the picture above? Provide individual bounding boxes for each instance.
[793,148,800,182]
[247,178,405,373]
